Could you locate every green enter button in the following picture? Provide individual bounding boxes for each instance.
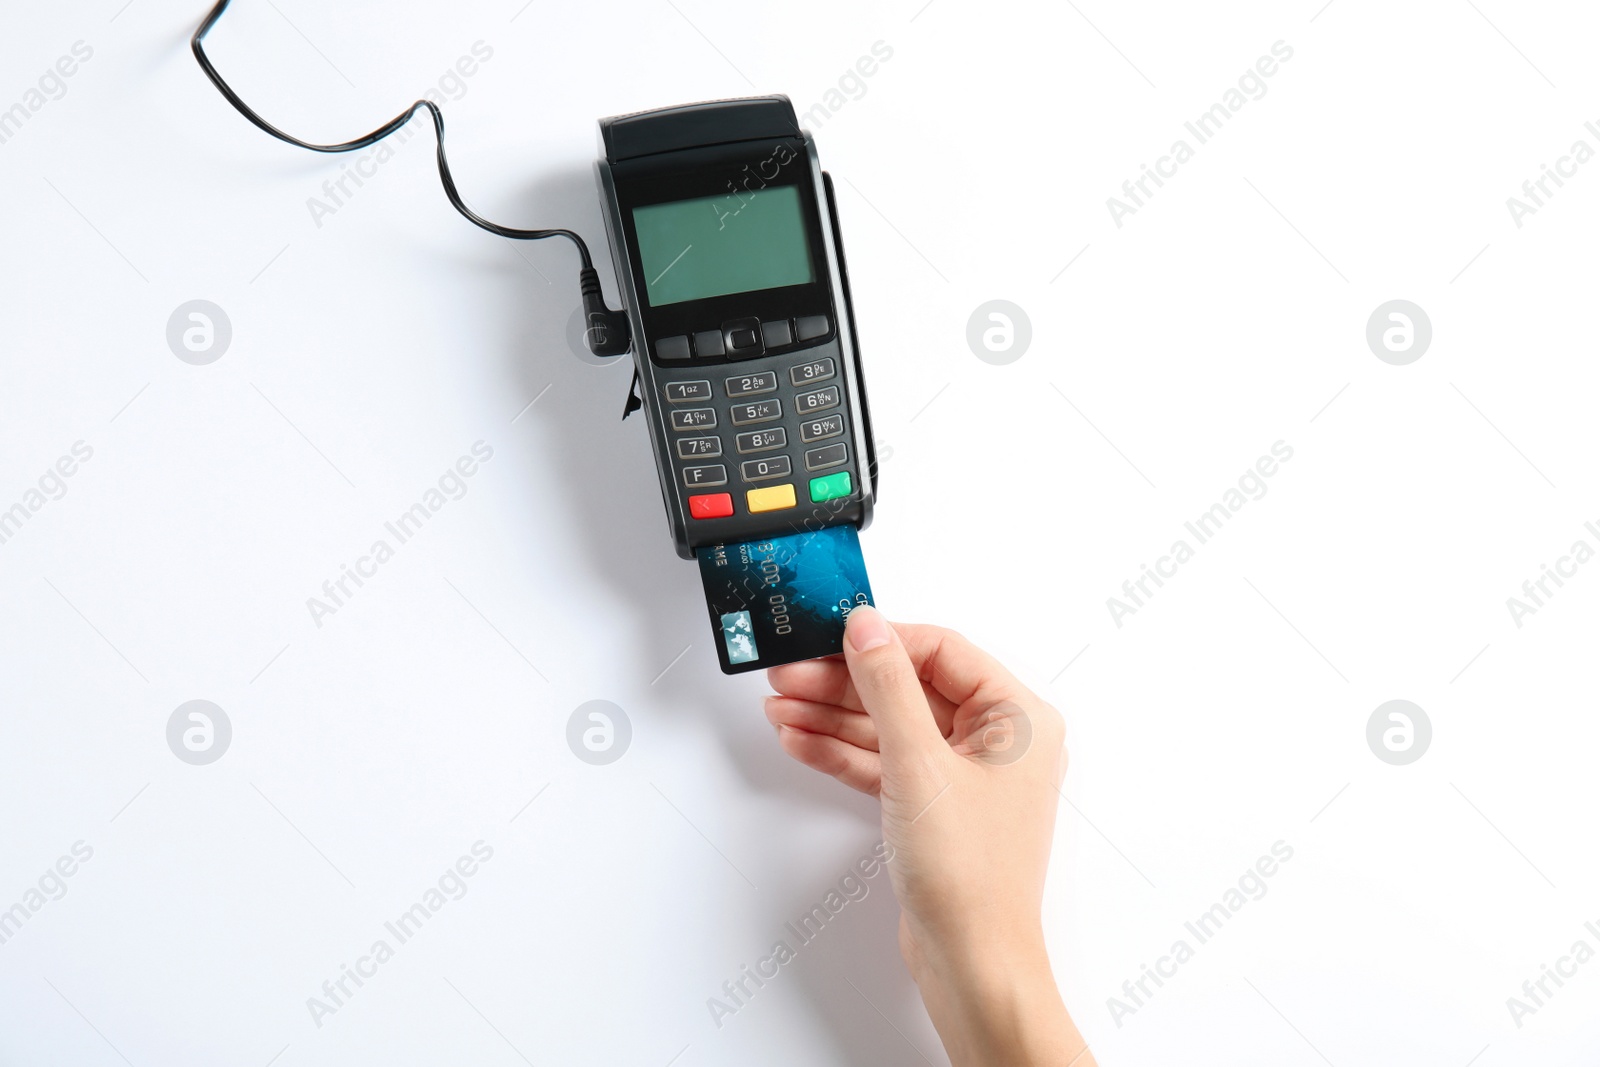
[809,471,853,503]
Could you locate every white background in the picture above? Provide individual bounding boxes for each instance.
[2,0,1598,1064]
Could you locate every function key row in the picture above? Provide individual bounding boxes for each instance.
[685,470,854,521]
[656,315,833,362]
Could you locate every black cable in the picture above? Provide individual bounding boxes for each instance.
[190,0,630,355]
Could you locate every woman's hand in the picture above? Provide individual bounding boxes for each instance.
[766,606,1094,1067]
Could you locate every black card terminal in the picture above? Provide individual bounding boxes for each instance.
[596,96,877,559]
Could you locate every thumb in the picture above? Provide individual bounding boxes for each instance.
[842,606,946,760]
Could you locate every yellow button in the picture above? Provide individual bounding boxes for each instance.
[746,483,797,513]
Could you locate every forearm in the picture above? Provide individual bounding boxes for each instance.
[912,933,1094,1067]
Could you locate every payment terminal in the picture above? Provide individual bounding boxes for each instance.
[596,96,877,560]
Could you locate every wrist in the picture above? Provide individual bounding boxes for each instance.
[907,926,1089,1067]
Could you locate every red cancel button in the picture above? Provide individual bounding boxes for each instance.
[688,492,733,519]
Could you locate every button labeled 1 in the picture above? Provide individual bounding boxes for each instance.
[664,380,712,402]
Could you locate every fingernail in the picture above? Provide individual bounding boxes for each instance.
[847,605,892,652]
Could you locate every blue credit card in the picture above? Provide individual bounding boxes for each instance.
[695,525,875,674]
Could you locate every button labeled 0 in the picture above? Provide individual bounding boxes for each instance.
[741,456,792,482]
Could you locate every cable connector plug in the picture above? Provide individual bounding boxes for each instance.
[578,267,631,358]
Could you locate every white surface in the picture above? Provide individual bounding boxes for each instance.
[3,1,1599,1064]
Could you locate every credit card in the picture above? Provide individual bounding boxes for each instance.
[695,524,875,674]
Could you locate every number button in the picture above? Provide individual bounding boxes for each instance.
[664,380,712,402]
[736,428,787,454]
[730,399,782,426]
[670,408,717,431]
[740,456,792,482]
[724,371,778,397]
[676,436,722,459]
[795,385,840,413]
[799,414,844,443]
[682,464,727,488]
[789,357,836,386]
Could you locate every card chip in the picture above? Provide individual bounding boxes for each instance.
[720,610,759,665]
